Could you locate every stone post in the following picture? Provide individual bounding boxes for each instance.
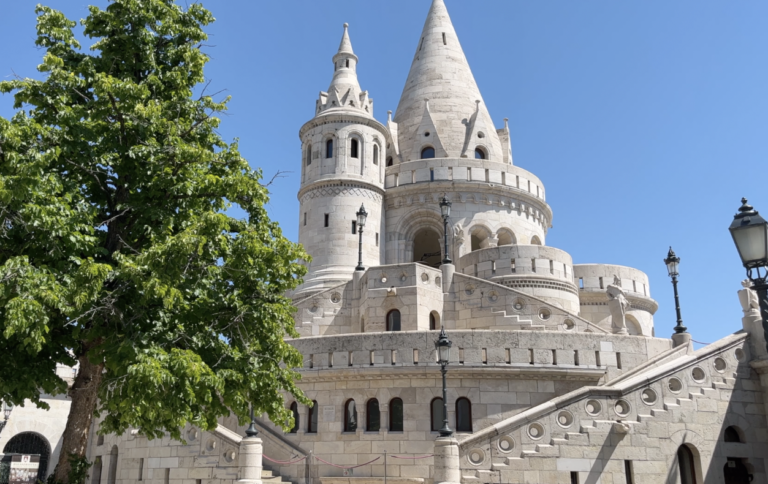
[238,437,263,484]
[441,264,455,294]
[433,437,460,484]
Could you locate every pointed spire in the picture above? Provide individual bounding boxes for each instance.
[393,0,503,160]
[315,23,373,117]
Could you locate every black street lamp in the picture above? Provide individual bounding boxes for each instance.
[0,402,12,434]
[664,247,687,334]
[729,198,768,353]
[434,327,453,437]
[439,196,452,265]
[355,204,368,271]
[245,402,259,437]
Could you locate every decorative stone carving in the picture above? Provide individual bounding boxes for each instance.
[739,279,760,315]
[453,223,466,258]
[606,275,629,335]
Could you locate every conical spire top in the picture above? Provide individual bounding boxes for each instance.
[393,0,503,161]
[314,23,373,118]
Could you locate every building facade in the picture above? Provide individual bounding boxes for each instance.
[85,2,767,484]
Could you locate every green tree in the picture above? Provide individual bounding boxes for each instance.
[0,1,309,481]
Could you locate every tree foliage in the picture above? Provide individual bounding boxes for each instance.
[0,0,309,468]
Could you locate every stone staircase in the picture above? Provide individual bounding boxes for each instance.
[261,465,294,484]
[489,309,540,330]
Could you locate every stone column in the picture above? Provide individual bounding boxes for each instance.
[238,437,263,484]
[433,437,460,484]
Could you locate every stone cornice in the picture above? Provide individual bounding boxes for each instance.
[297,179,386,203]
[299,112,388,139]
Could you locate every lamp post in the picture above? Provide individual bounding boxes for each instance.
[434,327,453,437]
[245,402,259,437]
[0,402,12,434]
[439,196,452,265]
[355,204,368,271]
[729,198,768,354]
[664,247,687,334]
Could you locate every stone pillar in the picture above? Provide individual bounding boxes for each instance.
[671,332,691,348]
[441,264,455,294]
[433,437,460,484]
[238,437,263,484]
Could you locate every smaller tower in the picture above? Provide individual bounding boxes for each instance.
[295,24,388,297]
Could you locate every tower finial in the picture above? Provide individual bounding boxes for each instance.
[337,23,355,57]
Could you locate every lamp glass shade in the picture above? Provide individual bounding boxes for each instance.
[731,223,768,267]
[439,197,451,218]
[356,204,368,228]
[665,259,679,277]
[437,342,450,365]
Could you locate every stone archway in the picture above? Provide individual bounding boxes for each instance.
[3,432,51,482]
[413,227,442,268]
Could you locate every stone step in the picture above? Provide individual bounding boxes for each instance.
[651,408,668,417]
[637,414,653,423]
[534,444,559,456]
[565,432,589,444]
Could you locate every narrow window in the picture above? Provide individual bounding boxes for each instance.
[595,351,602,367]
[306,146,312,166]
[574,350,579,366]
[579,277,584,289]
[373,145,379,165]
[348,351,354,366]
[484,168,489,181]
[570,472,579,484]
[549,260,554,274]
[531,259,536,272]
[442,32,447,45]
[344,399,357,432]
[501,172,506,185]
[289,402,299,433]
[386,310,401,331]
[307,401,318,433]
[394,173,399,186]
[599,277,604,289]
[633,280,637,292]
[345,59,349,68]
[527,180,531,192]
[366,399,380,431]
[164,469,170,484]
[624,460,634,484]
[476,148,486,160]
[421,147,435,159]
[643,283,647,296]
[552,349,557,365]
[616,352,622,369]
[529,349,534,365]
[352,221,357,234]
[468,167,472,181]
[386,157,393,167]
[303,212,307,226]
[455,398,472,432]
[97,435,104,446]
[391,350,397,365]
[375,233,379,247]
[430,168,434,181]
[389,398,404,432]
[516,175,520,188]
[138,458,144,481]
[413,349,419,364]
[429,313,437,330]
[91,457,103,484]
[309,354,314,369]
[326,139,334,158]
[505,348,511,364]
[482,348,487,364]
[459,348,464,364]
[370,350,375,365]
[324,214,329,227]
[511,258,516,272]
[430,397,444,431]
[351,139,359,158]
[492,261,496,274]
[448,167,453,180]
[328,352,333,368]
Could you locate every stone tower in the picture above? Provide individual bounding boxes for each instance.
[296,24,388,297]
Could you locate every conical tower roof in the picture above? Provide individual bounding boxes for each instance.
[393,0,503,161]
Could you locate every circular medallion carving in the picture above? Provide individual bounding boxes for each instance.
[538,308,551,320]
[614,400,630,417]
[668,378,683,393]
[467,448,485,465]
[563,319,575,331]
[421,273,430,284]
[465,283,475,296]
[691,367,706,383]
[330,292,341,304]
[497,436,515,453]
[527,423,544,440]
[488,291,498,302]
[735,348,746,361]
[556,411,574,428]
[641,389,657,405]
[713,357,727,373]
[435,276,441,287]
[585,400,602,416]
[513,299,525,311]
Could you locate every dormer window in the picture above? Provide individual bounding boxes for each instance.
[421,147,435,159]
[351,139,359,158]
[474,147,486,160]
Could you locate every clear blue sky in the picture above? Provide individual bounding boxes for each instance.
[2,1,767,347]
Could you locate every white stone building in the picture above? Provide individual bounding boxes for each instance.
[85,1,768,484]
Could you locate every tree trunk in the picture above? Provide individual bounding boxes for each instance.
[54,346,104,484]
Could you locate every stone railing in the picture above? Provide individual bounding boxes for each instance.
[573,264,651,299]
[458,245,574,285]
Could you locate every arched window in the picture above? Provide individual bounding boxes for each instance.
[326,139,334,158]
[530,235,542,246]
[386,157,393,167]
[366,399,380,431]
[455,398,472,432]
[351,139,359,159]
[4,432,51,483]
[307,400,318,433]
[724,426,743,443]
[429,312,438,330]
[373,145,379,165]
[107,445,118,484]
[306,145,312,166]
[389,398,404,432]
[344,399,357,432]
[430,397,444,432]
[289,402,299,433]
[346,59,350,68]
[474,147,486,160]
[386,310,401,331]
[421,147,436,159]
[677,445,697,484]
